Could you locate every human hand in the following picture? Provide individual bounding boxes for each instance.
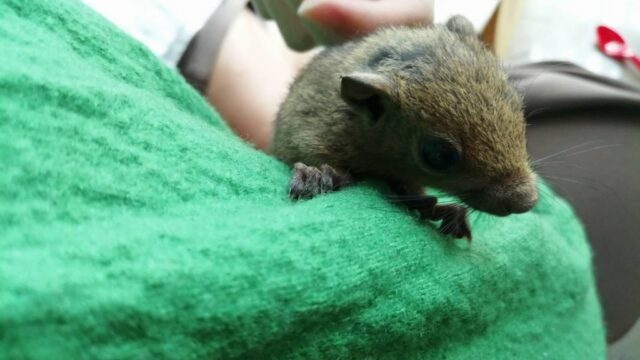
[251,0,434,51]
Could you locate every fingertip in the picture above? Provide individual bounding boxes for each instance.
[297,0,321,16]
[299,0,433,40]
[298,0,369,38]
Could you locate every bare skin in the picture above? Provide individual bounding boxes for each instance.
[207,2,434,150]
[207,9,317,150]
[252,0,434,51]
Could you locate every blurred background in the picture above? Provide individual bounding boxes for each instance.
[481,1,640,357]
[505,0,640,88]
[452,0,640,87]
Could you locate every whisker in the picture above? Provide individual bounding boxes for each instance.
[540,175,583,185]
[384,197,426,203]
[531,140,606,165]
[525,106,551,119]
[555,143,622,159]
[384,194,427,199]
[533,160,587,170]
[536,185,563,208]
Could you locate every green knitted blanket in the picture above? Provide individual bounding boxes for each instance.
[0,0,605,358]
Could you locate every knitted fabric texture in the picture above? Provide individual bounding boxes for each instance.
[0,0,605,358]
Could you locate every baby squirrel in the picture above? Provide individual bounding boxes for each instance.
[270,15,538,241]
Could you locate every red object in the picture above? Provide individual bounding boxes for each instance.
[596,25,640,70]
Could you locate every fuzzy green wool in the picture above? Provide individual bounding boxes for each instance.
[0,0,605,358]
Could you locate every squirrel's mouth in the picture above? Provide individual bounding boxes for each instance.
[459,180,538,217]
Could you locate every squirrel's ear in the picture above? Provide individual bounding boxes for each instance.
[445,15,475,38]
[340,72,394,122]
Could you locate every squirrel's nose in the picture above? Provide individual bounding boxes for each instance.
[506,190,538,214]
[464,173,538,216]
[502,178,538,215]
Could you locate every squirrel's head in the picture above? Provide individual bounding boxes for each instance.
[340,16,537,216]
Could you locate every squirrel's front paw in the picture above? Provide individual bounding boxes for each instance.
[433,204,472,241]
[288,163,351,200]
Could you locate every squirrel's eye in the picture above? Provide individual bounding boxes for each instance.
[420,136,460,171]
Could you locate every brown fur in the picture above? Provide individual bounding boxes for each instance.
[270,16,537,219]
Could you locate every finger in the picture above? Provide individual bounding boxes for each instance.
[264,0,316,51]
[299,0,434,40]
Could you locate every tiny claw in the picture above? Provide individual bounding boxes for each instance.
[436,204,472,241]
[286,162,351,200]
